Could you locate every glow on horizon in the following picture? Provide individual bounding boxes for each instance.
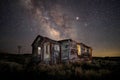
[93,50,120,57]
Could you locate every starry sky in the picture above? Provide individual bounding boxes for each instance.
[0,0,120,56]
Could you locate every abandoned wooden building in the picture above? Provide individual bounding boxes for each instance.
[32,35,92,64]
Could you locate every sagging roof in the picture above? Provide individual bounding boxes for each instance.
[31,35,58,46]
[32,35,92,49]
[58,39,73,42]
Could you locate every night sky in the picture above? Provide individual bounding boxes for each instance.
[0,0,120,56]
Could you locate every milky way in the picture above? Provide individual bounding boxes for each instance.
[21,0,78,40]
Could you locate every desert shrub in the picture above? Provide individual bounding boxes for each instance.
[75,67,83,77]
[84,70,100,80]
[99,69,111,76]
[72,61,82,67]
[0,61,24,80]
[81,62,101,70]
[98,69,111,80]
[0,61,23,72]
[65,69,72,77]
[0,57,119,80]
[55,70,66,80]
[32,64,66,80]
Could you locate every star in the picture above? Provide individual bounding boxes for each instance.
[76,17,79,20]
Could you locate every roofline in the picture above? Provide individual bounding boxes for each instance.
[32,35,92,49]
[58,39,73,42]
[44,37,58,43]
[31,35,58,46]
[31,35,44,46]
[77,43,92,48]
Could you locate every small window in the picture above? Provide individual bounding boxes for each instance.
[65,45,69,48]
[87,48,89,53]
[54,45,60,51]
[38,47,41,55]
[77,45,81,55]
